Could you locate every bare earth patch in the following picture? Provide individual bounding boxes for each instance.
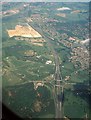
[7,25,42,38]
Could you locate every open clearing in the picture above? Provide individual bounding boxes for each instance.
[7,25,42,38]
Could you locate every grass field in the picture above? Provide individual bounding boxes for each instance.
[64,90,89,118]
[2,2,90,118]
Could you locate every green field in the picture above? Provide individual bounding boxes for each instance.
[2,2,90,119]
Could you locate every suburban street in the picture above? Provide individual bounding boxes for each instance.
[2,2,90,119]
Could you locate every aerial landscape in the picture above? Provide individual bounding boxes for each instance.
[2,2,91,119]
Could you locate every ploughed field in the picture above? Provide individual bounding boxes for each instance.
[2,2,90,119]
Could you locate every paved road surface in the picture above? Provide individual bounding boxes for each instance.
[27,23,64,118]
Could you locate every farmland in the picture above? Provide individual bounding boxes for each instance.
[2,2,90,119]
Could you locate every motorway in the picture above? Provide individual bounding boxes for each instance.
[54,53,63,119]
[27,22,64,118]
[42,33,64,118]
[45,37,64,119]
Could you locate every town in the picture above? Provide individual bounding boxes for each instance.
[2,2,90,119]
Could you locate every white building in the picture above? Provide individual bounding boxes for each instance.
[46,60,52,64]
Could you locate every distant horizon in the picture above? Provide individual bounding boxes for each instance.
[1,0,91,2]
